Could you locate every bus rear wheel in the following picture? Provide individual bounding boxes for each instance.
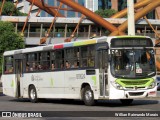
[120,99,133,105]
[29,85,38,103]
[82,86,95,106]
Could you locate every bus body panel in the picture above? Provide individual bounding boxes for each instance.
[21,72,64,98]
[2,74,16,97]
[108,70,125,99]
[21,69,100,99]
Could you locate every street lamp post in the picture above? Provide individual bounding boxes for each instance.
[127,0,135,36]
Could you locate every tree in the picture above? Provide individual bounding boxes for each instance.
[0,21,24,73]
[95,9,117,18]
[0,1,27,16]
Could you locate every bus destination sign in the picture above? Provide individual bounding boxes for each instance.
[111,38,153,47]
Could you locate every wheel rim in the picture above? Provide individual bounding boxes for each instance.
[30,89,36,100]
[85,90,92,101]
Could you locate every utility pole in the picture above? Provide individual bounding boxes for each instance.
[127,0,135,35]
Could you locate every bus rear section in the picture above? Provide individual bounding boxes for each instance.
[2,53,23,98]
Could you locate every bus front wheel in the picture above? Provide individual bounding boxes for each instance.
[82,86,95,106]
[29,85,38,103]
[120,99,133,105]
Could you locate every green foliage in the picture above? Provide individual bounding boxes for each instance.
[95,9,117,18]
[0,1,27,16]
[0,21,24,73]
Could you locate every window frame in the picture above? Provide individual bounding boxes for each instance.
[4,55,14,74]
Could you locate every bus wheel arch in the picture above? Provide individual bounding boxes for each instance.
[28,85,38,103]
[81,83,95,106]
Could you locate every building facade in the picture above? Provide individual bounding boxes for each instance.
[14,0,38,16]
[85,0,98,12]
[14,0,160,19]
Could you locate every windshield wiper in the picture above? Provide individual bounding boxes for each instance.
[148,72,155,76]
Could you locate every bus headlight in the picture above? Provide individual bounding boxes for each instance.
[148,82,156,89]
[111,81,123,90]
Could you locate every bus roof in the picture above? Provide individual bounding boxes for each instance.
[3,36,108,56]
[3,35,150,56]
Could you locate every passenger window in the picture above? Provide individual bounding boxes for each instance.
[81,45,95,68]
[65,48,79,69]
[4,56,14,74]
[55,50,64,69]
[26,53,37,72]
[88,45,95,67]
[38,52,50,70]
[51,52,56,70]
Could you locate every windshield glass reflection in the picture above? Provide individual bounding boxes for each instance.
[111,49,156,78]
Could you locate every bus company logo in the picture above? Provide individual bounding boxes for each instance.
[76,74,85,79]
[134,86,138,90]
[31,75,43,81]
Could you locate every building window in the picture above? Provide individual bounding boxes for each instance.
[118,0,127,11]
[146,10,155,19]
[41,10,46,17]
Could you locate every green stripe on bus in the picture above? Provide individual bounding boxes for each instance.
[11,80,14,87]
[116,78,154,87]
[116,36,146,38]
[92,76,96,86]
[74,40,96,46]
[50,78,54,87]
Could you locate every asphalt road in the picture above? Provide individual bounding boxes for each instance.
[0,92,160,120]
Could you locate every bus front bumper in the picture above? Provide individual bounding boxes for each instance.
[124,87,157,99]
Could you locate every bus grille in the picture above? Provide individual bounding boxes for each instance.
[116,78,154,88]
[120,80,150,86]
[129,92,144,96]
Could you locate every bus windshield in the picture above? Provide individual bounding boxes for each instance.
[111,48,156,78]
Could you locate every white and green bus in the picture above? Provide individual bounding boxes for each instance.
[2,36,157,105]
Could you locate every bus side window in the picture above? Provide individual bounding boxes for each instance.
[55,50,64,69]
[81,46,88,67]
[51,51,56,70]
[51,63,55,70]
[81,45,95,68]
[26,62,30,72]
[88,45,95,67]
[38,51,50,71]
[65,47,79,69]
[26,53,37,72]
[4,56,14,74]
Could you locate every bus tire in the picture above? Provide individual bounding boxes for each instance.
[120,99,133,105]
[82,86,95,106]
[29,86,38,103]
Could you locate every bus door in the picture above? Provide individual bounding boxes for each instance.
[98,49,108,97]
[14,54,23,98]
